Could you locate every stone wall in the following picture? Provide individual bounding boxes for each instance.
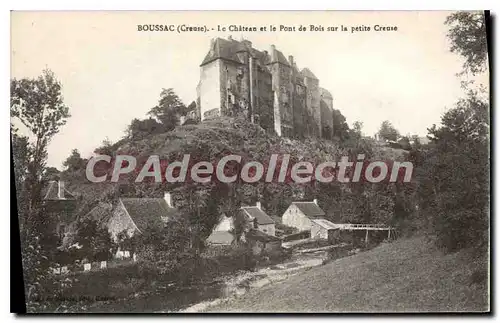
[303,76,321,138]
[199,60,222,120]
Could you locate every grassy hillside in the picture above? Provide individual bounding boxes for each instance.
[205,236,489,312]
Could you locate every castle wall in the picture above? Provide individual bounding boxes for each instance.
[320,99,334,140]
[292,83,307,138]
[304,77,321,138]
[198,38,334,140]
[199,60,222,120]
[219,60,248,117]
[255,68,274,131]
[271,63,293,137]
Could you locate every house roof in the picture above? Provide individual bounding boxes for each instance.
[207,231,235,245]
[269,47,290,66]
[301,68,318,80]
[241,206,275,225]
[43,181,76,200]
[120,198,178,232]
[319,87,333,99]
[292,201,325,218]
[201,38,243,66]
[311,218,338,230]
[84,202,114,228]
[200,37,291,68]
[245,229,282,243]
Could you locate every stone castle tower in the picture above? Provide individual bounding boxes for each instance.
[196,36,334,139]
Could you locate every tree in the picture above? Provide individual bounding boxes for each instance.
[413,11,491,253]
[11,69,71,217]
[378,120,400,142]
[74,219,112,262]
[11,70,71,309]
[12,129,33,231]
[352,121,363,137]
[148,88,187,132]
[445,11,488,76]
[62,149,87,172]
[94,137,114,156]
[126,117,165,140]
[418,89,488,252]
[331,109,350,141]
[398,136,412,150]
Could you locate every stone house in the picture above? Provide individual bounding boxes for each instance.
[106,193,179,258]
[281,199,326,232]
[240,202,276,236]
[42,180,78,240]
[206,214,237,246]
[206,201,276,245]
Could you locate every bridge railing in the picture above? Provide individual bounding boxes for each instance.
[335,223,390,229]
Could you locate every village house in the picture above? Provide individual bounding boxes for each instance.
[107,192,179,258]
[42,180,78,239]
[244,229,282,256]
[241,202,276,236]
[311,218,339,242]
[206,201,276,245]
[281,199,326,232]
[206,214,237,246]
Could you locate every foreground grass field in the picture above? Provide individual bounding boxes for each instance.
[206,236,489,312]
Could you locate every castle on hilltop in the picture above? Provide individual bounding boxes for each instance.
[196,36,335,139]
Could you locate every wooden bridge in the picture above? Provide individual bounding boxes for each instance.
[334,223,391,231]
[333,223,394,243]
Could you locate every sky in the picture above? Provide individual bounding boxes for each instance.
[11,11,488,168]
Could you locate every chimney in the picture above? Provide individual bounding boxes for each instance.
[242,39,252,48]
[288,55,294,66]
[256,201,261,209]
[313,198,318,205]
[164,192,173,207]
[270,45,277,62]
[58,180,65,199]
[228,35,233,40]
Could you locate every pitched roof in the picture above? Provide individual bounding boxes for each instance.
[269,48,290,66]
[120,198,178,232]
[319,87,333,99]
[200,37,291,68]
[292,201,325,218]
[84,202,114,228]
[301,68,318,80]
[200,38,243,66]
[311,218,338,230]
[207,231,235,245]
[43,181,76,200]
[241,206,275,225]
[245,229,282,243]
